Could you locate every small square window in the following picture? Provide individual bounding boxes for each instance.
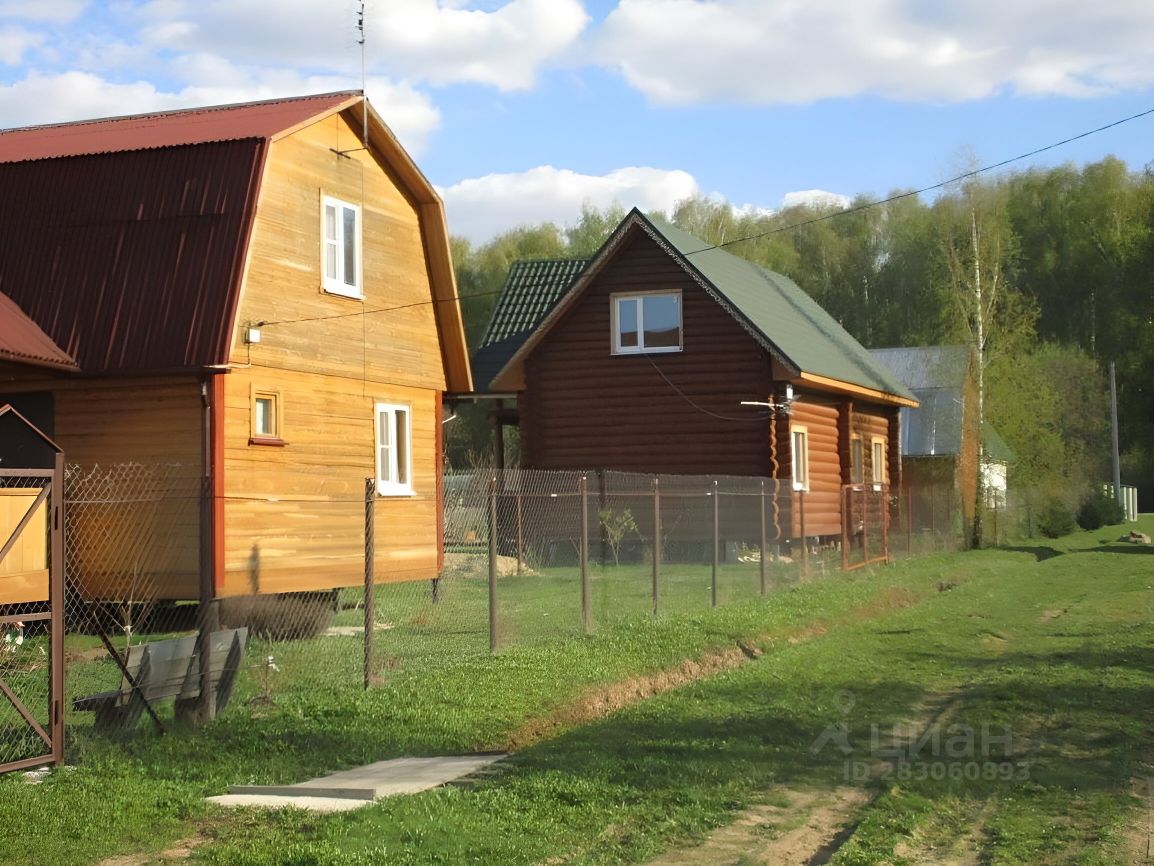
[612,292,682,354]
[375,403,413,496]
[250,391,284,445]
[322,195,362,298]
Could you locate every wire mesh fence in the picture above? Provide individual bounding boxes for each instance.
[28,462,990,753]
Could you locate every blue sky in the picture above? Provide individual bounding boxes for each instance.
[1,0,1152,243]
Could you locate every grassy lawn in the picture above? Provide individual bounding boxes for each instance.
[1,520,1151,864]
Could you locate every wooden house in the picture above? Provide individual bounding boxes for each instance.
[475,209,916,540]
[870,346,1013,532]
[0,92,471,603]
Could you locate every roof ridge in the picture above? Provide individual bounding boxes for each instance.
[0,90,361,136]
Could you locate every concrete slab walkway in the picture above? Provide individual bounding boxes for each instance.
[207,754,505,812]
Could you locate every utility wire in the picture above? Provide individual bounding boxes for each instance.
[686,105,1154,256]
[258,105,1154,330]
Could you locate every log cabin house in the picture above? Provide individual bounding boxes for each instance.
[0,92,471,605]
[474,208,916,541]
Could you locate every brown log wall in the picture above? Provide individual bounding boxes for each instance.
[521,230,773,475]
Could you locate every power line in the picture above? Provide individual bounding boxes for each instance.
[686,105,1154,257]
[260,104,1154,329]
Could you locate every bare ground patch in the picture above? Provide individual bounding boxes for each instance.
[1125,771,1153,865]
[506,583,925,750]
[639,787,873,866]
[96,835,205,866]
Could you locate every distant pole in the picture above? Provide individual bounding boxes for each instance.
[488,476,498,652]
[711,480,719,608]
[652,476,661,615]
[759,480,767,595]
[1110,361,1122,505]
[580,475,591,633]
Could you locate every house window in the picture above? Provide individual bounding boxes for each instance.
[612,292,682,354]
[850,436,864,485]
[250,391,284,445]
[322,196,362,298]
[791,425,809,491]
[871,437,886,485]
[375,403,412,496]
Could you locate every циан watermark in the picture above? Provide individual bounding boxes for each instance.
[811,690,1030,783]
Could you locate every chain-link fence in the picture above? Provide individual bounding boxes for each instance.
[34,463,985,751]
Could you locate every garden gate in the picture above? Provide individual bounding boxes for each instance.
[0,405,64,773]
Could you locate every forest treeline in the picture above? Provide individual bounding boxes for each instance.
[448,156,1154,518]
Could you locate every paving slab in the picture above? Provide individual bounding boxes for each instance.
[208,754,506,812]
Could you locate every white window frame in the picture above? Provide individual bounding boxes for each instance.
[871,436,886,487]
[611,291,683,355]
[374,403,413,496]
[321,195,362,298]
[791,425,810,492]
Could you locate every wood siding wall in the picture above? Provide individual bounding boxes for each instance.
[220,370,440,596]
[787,395,842,536]
[521,230,772,475]
[231,113,446,391]
[221,113,447,594]
[0,376,203,600]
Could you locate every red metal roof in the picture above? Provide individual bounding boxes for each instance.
[0,291,77,371]
[0,91,360,163]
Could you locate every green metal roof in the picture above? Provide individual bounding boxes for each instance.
[482,209,915,402]
[645,214,913,399]
[473,258,588,392]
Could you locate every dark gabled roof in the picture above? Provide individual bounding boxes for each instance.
[0,92,472,387]
[489,209,915,405]
[472,258,588,392]
[0,291,77,371]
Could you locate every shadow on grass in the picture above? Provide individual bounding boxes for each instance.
[997,545,1064,561]
[1070,544,1154,555]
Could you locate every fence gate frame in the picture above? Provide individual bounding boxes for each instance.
[0,405,65,773]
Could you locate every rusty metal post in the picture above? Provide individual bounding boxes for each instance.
[652,476,661,615]
[711,479,719,607]
[861,486,869,562]
[759,480,767,595]
[883,485,891,563]
[363,478,375,689]
[906,485,913,556]
[841,486,850,571]
[488,476,498,652]
[197,476,217,723]
[50,452,64,764]
[515,489,524,576]
[799,490,808,576]
[580,475,591,633]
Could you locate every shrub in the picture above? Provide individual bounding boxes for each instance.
[1076,490,1126,530]
[1037,498,1076,538]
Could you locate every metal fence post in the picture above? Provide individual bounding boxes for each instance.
[759,479,767,595]
[580,475,591,633]
[799,490,808,576]
[841,485,850,571]
[488,476,498,652]
[197,475,218,722]
[711,479,719,608]
[652,476,661,615]
[515,489,524,576]
[364,477,375,689]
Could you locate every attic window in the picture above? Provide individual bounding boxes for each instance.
[322,196,362,298]
[612,292,682,354]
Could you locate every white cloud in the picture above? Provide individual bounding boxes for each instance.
[129,0,587,91]
[781,190,851,211]
[0,0,87,24]
[592,0,1154,104]
[439,165,700,243]
[0,25,39,64]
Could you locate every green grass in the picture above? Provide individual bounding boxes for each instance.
[1,520,1151,864]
